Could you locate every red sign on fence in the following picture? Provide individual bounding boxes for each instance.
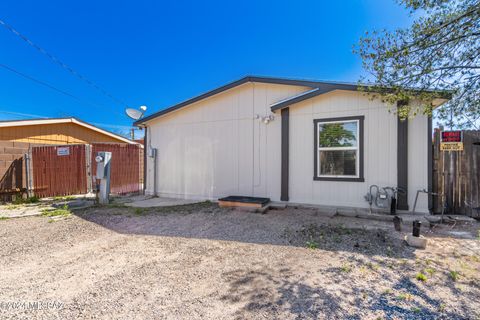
[441,131,463,143]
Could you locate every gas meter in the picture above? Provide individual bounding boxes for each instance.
[95,151,112,204]
[95,152,111,179]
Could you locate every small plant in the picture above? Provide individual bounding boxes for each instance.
[0,216,10,220]
[397,293,413,301]
[341,264,352,273]
[366,262,379,271]
[383,288,392,295]
[425,268,435,275]
[416,272,427,282]
[411,307,421,313]
[386,246,393,257]
[449,270,460,282]
[5,204,19,210]
[134,208,144,215]
[438,303,446,312]
[306,240,318,249]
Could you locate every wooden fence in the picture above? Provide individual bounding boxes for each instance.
[32,145,88,198]
[91,143,143,194]
[30,143,143,198]
[0,141,37,201]
[433,129,480,215]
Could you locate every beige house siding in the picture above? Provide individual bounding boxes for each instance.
[145,83,430,212]
[145,82,308,200]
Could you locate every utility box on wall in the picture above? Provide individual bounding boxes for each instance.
[95,151,112,204]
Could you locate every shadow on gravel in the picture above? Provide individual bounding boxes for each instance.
[220,269,465,320]
[75,202,416,259]
[220,269,346,319]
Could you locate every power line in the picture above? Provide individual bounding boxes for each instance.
[0,109,136,130]
[0,110,48,119]
[0,63,107,109]
[0,18,130,108]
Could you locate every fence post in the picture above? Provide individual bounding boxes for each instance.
[25,149,34,198]
[85,144,93,194]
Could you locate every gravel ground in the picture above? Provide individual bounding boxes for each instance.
[0,202,479,319]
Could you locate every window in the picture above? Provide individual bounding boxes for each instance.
[313,116,364,181]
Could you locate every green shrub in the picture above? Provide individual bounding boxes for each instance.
[416,272,427,282]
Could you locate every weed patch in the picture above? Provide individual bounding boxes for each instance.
[341,264,352,273]
[397,293,413,301]
[425,268,435,276]
[52,196,76,201]
[449,270,460,282]
[306,240,318,249]
[13,196,39,205]
[134,208,145,215]
[42,205,71,218]
[416,272,427,282]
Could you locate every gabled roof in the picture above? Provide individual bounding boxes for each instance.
[0,117,137,144]
[135,76,361,125]
[135,75,450,125]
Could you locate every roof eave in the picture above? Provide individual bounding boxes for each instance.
[136,75,452,124]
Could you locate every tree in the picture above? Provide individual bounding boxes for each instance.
[355,0,480,129]
[318,123,356,147]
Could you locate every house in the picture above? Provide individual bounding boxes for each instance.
[0,117,137,200]
[135,76,449,213]
[0,117,136,145]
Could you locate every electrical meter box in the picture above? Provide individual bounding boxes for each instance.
[95,151,112,179]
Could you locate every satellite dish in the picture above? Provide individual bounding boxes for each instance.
[125,106,147,120]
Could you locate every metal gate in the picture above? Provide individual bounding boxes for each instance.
[91,143,143,194]
[32,145,88,198]
[31,143,142,198]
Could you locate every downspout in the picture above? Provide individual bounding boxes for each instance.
[142,125,157,196]
[397,102,409,210]
[143,127,147,194]
[427,116,433,212]
[147,126,158,196]
[280,107,289,201]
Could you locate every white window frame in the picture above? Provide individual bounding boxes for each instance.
[316,119,360,179]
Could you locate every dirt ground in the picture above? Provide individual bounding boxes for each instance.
[0,202,479,320]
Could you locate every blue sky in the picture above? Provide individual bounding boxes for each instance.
[0,0,413,138]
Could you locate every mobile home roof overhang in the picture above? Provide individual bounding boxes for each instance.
[135,75,451,126]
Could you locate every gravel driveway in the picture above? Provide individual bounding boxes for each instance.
[1,202,479,319]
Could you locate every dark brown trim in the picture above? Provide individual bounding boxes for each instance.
[136,76,362,125]
[143,127,148,193]
[135,75,451,126]
[313,115,365,182]
[280,108,289,201]
[397,112,409,210]
[427,116,433,212]
[271,87,336,111]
